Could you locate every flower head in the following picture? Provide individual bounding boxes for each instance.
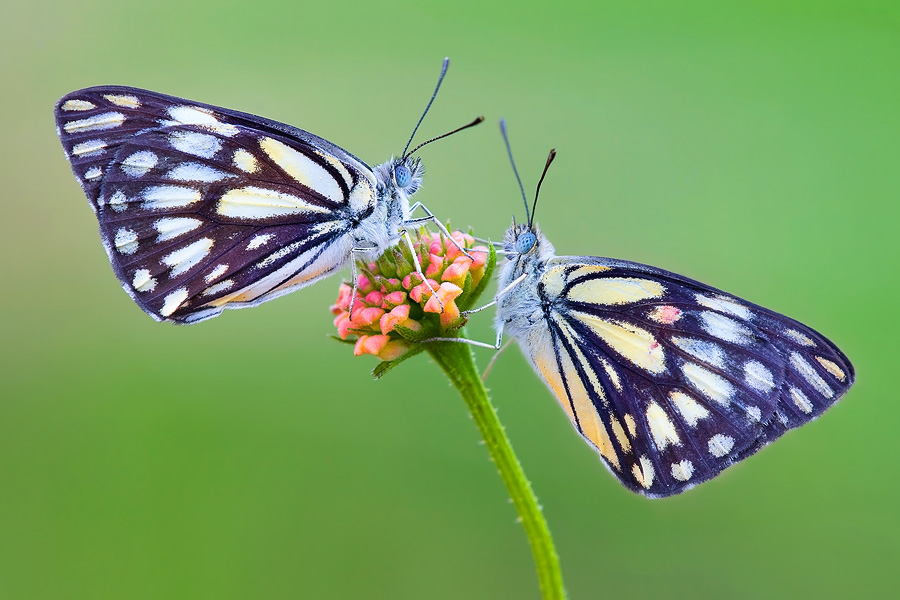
[330,228,493,362]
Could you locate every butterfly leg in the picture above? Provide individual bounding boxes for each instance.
[418,324,504,350]
[405,202,481,261]
[400,229,444,311]
[481,337,514,381]
[349,244,378,313]
[461,273,528,316]
[472,236,505,248]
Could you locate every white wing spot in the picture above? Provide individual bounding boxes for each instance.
[160,287,189,317]
[217,186,331,220]
[132,269,157,293]
[153,217,203,242]
[708,434,735,457]
[610,417,631,453]
[84,167,102,180]
[696,294,751,320]
[232,148,259,173]
[789,386,814,414]
[64,112,125,133]
[672,337,726,368]
[671,460,694,482]
[103,94,140,108]
[815,356,846,382]
[71,139,107,157]
[700,311,754,345]
[168,130,222,159]
[624,414,637,437]
[161,237,214,278]
[746,406,762,422]
[743,360,775,392]
[646,402,680,450]
[121,150,158,177]
[108,190,127,212]
[114,228,138,255]
[632,455,655,489]
[785,328,816,347]
[600,358,622,391]
[258,240,303,268]
[204,264,229,283]
[246,234,274,250]
[789,352,834,398]
[168,105,239,136]
[141,185,202,210]
[669,391,709,427]
[167,162,232,182]
[682,362,734,405]
[202,279,234,297]
[61,99,95,111]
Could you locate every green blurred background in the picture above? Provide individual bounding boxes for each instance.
[2,1,897,598]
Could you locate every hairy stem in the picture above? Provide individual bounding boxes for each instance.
[427,340,566,600]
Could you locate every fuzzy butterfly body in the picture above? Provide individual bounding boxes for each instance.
[54,70,476,323]
[492,131,854,498]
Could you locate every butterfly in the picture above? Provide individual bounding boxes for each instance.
[54,58,482,324]
[484,121,855,497]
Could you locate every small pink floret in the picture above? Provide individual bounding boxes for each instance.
[383,291,407,308]
[410,279,439,303]
[425,253,443,277]
[354,306,385,327]
[380,304,411,334]
[365,291,384,306]
[424,282,463,314]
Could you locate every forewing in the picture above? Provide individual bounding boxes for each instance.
[55,87,378,322]
[534,257,853,497]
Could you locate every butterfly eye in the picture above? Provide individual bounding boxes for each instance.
[515,232,537,253]
[394,164,412,188]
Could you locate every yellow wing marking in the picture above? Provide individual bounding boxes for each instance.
[815,356,846,381]
[553,317,620,470]
[540,264,612,298]
[568,277,665,306]
[260,137,343,203]
[571,312,666,374]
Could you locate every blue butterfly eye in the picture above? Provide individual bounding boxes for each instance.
[394,164,412,188]
[515,232,537,253]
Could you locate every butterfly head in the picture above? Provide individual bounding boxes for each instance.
[392,156,423,193]
[503,221,555,262]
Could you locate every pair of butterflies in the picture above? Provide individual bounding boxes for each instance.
[54,61,854,497]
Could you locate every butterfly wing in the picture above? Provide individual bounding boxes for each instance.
[525,256,853,497]
[55,86,378,323]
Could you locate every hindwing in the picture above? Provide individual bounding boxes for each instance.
[533,257,854,497]
[55,86,378,322]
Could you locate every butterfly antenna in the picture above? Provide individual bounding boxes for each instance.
[405,116,484,157]
[500,119,530,224]
[402,57,450,160]
[530,149,556,227]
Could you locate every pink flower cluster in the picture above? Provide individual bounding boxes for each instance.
[331,230,490,361]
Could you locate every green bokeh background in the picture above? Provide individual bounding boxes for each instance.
[2,2,897,598]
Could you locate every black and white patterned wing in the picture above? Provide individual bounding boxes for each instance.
[531,257,854,497]
[55,86,378,323]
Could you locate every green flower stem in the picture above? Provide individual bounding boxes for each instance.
[427,339,567,600]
